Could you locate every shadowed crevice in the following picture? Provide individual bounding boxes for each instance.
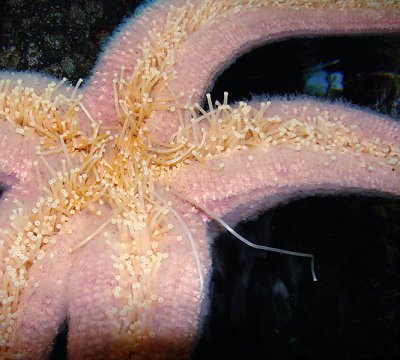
[193,195,400,360]
[0,183,7,199]
[49,318,68,360]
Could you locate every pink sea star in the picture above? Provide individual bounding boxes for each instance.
[0,1,400,359]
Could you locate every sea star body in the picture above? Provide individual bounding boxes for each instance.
[0,1,400,359]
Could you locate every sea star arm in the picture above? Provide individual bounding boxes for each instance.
[82,0,400,142]
[0,72,89,359]
[169,98,400,224]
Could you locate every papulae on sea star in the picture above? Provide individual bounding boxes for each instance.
[0,0,400,359]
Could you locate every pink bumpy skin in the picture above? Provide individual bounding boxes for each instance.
[0,1,400,360]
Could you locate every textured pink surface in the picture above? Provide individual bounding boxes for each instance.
[169,98,400,226]
[83,4,400,142]
[149,7,400,143]
[0,1,400,360]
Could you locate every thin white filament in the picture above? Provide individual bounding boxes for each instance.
[172,190,318,282]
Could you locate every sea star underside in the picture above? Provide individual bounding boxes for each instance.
[0,0,400,359]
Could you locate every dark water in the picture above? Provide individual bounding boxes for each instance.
[192,195,400,360]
